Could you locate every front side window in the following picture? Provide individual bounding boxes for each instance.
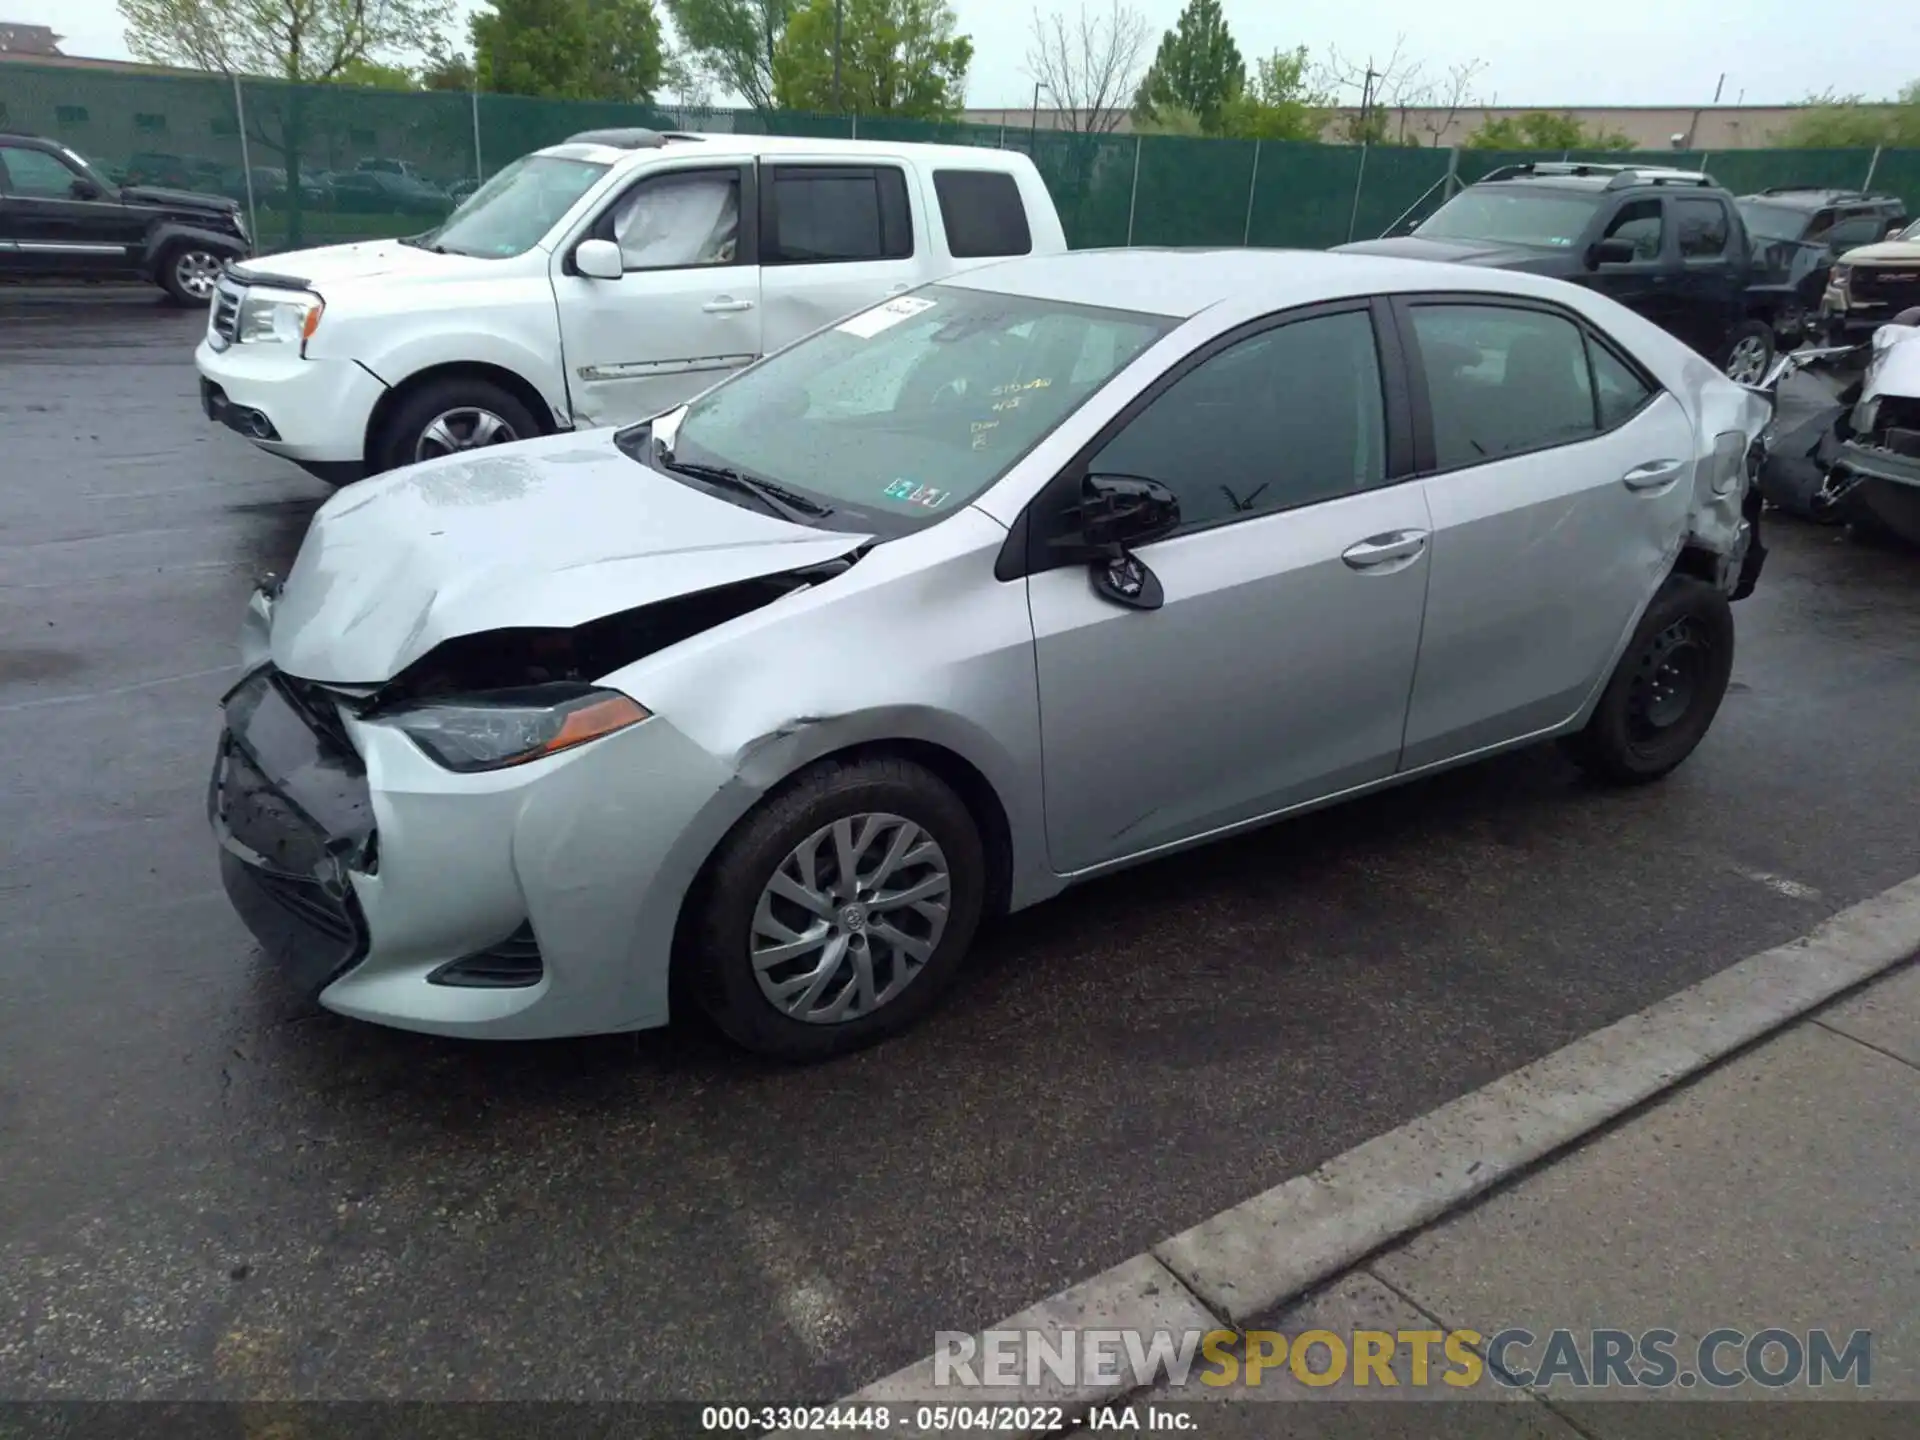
[1090,310,1387,532]
[417,153,610,259]
[1674,198,1731,258]
[656,284,1173,534]
[766,165,911,264]
[607,169,739,270]
[0,144,82,199]
[1601,199,1664,260]
[1411,304,1598,469]
[1825,215,1888,251]
[1415,189,1602,250]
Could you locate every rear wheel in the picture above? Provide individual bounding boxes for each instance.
[158,245,225,305]
[372,376,539,474]
[686,756,987,1062]
[1561,575,1735,785]
[1723,320,1775,386]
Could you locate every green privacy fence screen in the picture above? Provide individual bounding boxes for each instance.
[2,60,1914,254]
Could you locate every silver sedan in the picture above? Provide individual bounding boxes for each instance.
[209,249,1773,1059]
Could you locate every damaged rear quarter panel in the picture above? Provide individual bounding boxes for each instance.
[594,505,1054,909]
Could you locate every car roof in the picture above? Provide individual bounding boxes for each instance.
[535,131,1033,171]
[1736,188,1902,210]
[939,247,1612,320]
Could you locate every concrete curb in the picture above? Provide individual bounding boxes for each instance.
[815,873,1920,1433]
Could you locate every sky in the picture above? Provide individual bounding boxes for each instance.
[10,0,1914,111]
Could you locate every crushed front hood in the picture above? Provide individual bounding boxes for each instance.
[269,430,872,684]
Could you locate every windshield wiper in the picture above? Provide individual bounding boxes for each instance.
[397,234,448,253]
[660,456,835,521]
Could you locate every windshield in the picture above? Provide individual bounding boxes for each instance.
[649,285,1176,534]
[414,154,609,258]
[1415,189,1602,249]
[1738,201,1812,244]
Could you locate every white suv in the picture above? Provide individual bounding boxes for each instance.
[193,130,1067,483]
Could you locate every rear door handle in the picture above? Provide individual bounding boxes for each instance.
[1341,530,1429,571]
[702,297,755,314]
[1622,459,1686,491]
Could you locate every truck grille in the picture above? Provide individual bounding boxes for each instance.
[1851,266,1920,311]
[211,279,243,344]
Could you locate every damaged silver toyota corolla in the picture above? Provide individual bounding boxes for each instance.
[210,249,1776,1059]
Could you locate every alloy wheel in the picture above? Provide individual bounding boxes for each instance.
[413,407,519,463]
[1725,335,1771,386]
[750,813,952,1025]
[173,249,223,299]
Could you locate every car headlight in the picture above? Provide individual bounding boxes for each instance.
[237,285,323,349]
[1829,264,1852,293]
[380,685,650,772]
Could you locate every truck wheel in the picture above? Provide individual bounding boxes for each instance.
[372,377,539,473]
[1560,575,1735,786]
[685,755,988,1062]
[1723,320,1774,386]
[159,245,226,305]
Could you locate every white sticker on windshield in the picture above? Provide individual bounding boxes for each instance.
[836,295,936,338]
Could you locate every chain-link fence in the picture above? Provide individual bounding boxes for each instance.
[2,60,1915,254]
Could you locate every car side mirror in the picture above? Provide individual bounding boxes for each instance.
[70,178,102,201]
[1588,237,1637,269]
[1050,473,1181,611]
[575,238,624,280]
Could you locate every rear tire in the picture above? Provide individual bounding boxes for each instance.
[1560,575,1735,786]
[1722,320,1775,386]
[687,756,987,1062]
[371,376,539,474]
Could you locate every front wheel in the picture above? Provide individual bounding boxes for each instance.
[687,756,988,1061]
[1560,575,1736,785]
[371,376,539,474]
[1723,320,1775,386]
[158,245,226,305]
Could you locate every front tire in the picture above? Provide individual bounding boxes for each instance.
[688,756,987,1062]
[371,377,538,474]
[158,244,226,305]
[1561,575,1735,785]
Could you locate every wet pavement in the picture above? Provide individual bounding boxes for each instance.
[3,287,1918,1403]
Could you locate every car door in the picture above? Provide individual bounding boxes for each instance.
[1393,297,1698,770]
[1583,197,1680,334]
[1668,194,1745,358]
[551,160,762,426]
[0,142,133,277]
[1023,301,1433,875]
[756,161,922,348]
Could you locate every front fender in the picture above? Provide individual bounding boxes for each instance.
[142,220,249,270]
[347,324,571,432]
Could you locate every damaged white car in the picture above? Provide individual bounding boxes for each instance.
[209,250,1775,1059]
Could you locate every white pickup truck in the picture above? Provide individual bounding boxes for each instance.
[193,130,1068,483]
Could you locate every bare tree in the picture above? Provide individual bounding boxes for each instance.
[1025,0,1150,136]
[1414,58,1487,146]
[1319,34,1431,144]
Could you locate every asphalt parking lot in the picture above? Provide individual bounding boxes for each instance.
[3,286,1919,1404]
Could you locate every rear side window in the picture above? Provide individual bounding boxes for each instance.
[1674,198,1732,258]
[1826,214,1888,250]
[1409,304,1598,469]
[765,164,912,264]
[932,169,1033,259]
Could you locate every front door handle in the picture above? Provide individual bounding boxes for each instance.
[1622,459,1685,491]
[702,297,755,314]
[1341,530,1429,571]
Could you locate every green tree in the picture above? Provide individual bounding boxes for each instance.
[420,47,477,90]
[472,0,664,100]
[1215,45,1326,141]
[1776,81,1920,148]
[772,0,971,118]
[1464,111,1632,151]
[338,58,420,88]
[660,0,792,112]
[1133,0,1242,132]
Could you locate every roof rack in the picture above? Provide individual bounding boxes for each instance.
[1476,161,1715,190]
[563,127,702,149]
